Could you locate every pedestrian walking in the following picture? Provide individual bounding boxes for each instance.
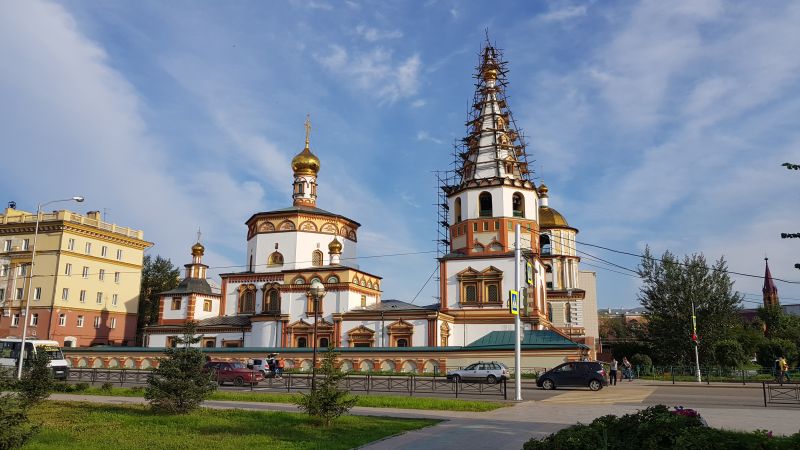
[276,355,284,378]
[609,359,618,386]
[622,357,633,381]
[779,356,790,383]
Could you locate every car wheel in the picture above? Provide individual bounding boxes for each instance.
[542,379,555,390]
[486,375,497,384]
[452,375,461,383]
[589,380,602,391]
[260,370,268,378]
[234,377,245,387]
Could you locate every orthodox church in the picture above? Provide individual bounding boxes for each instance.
[144,41,599,354]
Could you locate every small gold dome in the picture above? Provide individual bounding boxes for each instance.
[328,238,342,254]
[482,67,498,81]
[292,147,320,176]
[539,206,569,228]
[191,242,205,256]
[538,183,549,195]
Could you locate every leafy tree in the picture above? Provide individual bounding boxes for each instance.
[294,346,357,426]
[136,255,180,344]
[599,316,643,341]
[758,305,800,342]
[631,354,653,374]
[729,323,765,362]
[711,339,747,369]
[756,338,798,369]
[145,322,215,414]
[0,368,38,449]
[637,247,743,365]
[17,351,53,407]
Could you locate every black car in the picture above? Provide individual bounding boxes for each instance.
[536,361,608,391]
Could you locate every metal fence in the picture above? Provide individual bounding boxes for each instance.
[628,365,797,385]
[762,381,800,407]
[64,368,508,399]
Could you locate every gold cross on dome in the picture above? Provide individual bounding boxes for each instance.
[304,114,311,147]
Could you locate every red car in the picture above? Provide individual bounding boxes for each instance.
[204,361,264,386]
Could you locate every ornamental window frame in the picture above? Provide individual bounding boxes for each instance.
[237,284,256,314]
[457,266,503,305]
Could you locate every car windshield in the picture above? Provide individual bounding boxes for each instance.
[37,345,63,361]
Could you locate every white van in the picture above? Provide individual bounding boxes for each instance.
[0,338,70,380]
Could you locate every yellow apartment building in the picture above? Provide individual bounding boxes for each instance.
[0,205,152,347]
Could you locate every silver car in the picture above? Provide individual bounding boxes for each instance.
[447,361,509,384]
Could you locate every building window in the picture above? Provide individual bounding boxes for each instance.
[112,294,118,306]
[512,193,525,218]
[545,265,553,289]
[116,249,123,260]
[65,263,72,276]
[264,289,280,313]
[22,239,30,250]
[99,269,105,281]
[306,294,323,315]
[114,272,120,283]
[82,266,89,279]
[540,234,551,255]
[472,222,478,232]
[94,317,101,328]
[0,264,7,276]
[30,313,38,326]
[486,284,499,302]
[494,220,500,230]
[296,337,308,348]
[11,314,20,327]
[16,288,24,300]
[268,252,284,267]
[454,197,462,223]
[85,242,91,254]
[67,238,75,251]
[4,240,11,251]
[110,318,116,329]
[312,250,323,267]
[483,221,488,231]
[96,292,103,304]
[171,298,181,310]
[77,315,84,327]
[360,295,367,308]
[202,338,216,348]
[62,288,69,301]
[0,288,5,300]
[101,246,108,257]
[396,338,408,347]
[33,287,41,300]
[326,276,339,284]
[58,314,66,327]
[80,290,86,303]
[203,299,212,312]
[17,265,27,277]
[464,284,477,302]
[565,302,572,324]
[478,192,493,217]
[319,337,329,348]
[238,286,256,314]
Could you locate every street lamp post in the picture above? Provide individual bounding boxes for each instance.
[691,300,701,383]
[17,196,84,380]
[307,280,326,391]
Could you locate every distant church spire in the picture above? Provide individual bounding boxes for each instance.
[291,115,321,207]
[763,258,779,308]
[458,39,531,182]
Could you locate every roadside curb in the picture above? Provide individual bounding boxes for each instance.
[639,382,762,389]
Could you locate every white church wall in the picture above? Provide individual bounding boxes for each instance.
[161,295,188,320]
[444,258,518,309]
[341,320,383,347]
[248,231,357,273]
[192,295,220,321]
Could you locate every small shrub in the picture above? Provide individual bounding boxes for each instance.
[631,354,653,374]
[50,383,75,393]
[100,382,114,393]
[18,350,54,406]
[130,386,145,393]
[74,382,90,392]
[294,346,357,426]
[0,367,39,449]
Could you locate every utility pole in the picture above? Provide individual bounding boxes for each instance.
[691,300,701,383]
[514,223,522,401]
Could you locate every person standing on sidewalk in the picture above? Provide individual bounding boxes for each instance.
[622,357,633,381]
[609,359,618,386]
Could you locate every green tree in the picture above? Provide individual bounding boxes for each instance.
[758,305,800,341]
[637,247,743,365]
[17,350,53,407]
[136,255,180,345]
[711,339,747,369]
[756,338,798,369]
[144,322,215,414]
[0,368,38,449]
[294,346,357,426]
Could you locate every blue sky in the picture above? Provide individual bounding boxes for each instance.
[3,0,800,309]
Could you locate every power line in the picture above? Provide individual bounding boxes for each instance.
[410,265,439,304]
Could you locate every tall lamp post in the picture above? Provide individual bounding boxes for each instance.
[691,300,701,383]
[307,279,326,391]
[17,196,84,379]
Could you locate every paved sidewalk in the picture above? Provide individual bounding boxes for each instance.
[47,393,800,450]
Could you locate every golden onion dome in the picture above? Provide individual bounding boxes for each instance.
[482,67,498,81]
[328,238,342,254]
[538,206,569,228]
[191,242,205,256]
[291,147,320,176]
[538,182,549,195]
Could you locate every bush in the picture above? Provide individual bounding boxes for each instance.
[294,346,357,426]
[712,339,748,369]
[631,354,653,374]
[100,382,114,393]
[18,350,54,407]
[74,382,89,392]
[145,322,215,414]
[0,367,39,449]
[50,383,75,393]
[756,339,798,369]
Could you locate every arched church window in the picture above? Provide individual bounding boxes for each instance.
[464,284,477,302]
[238,289,255,314]
[396,338,408,348]
[264,289,280,313]
[540,234,551,255]
[268,252,284,267]
[454,197,462,223]
[479,192,493,217]
[319,337,329,348]
[312,250,323,267]
[327,276,339,284]
[297,337,307,348]
[512,193,525,218]
[293,277,306,285]
[310,277,322,285]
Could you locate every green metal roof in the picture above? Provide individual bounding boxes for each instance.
[466,330,588,350]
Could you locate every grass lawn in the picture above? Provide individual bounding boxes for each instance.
[65,386,507,412]
[25,402,438,450]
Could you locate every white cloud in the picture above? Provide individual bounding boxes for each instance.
[416,130,443,144]
[315,45,421,103]
[290,0,333,11]
[538,5,587,22]
[411,99,427,108]
[356,25,402,42]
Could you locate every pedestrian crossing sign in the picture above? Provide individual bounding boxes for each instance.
[509,290,519,315]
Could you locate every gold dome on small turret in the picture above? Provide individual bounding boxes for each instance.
[191,242,205,256]
[538,183,549,195]
[328,237,342,254]
[482,67,498,81]
[292,147,320,176]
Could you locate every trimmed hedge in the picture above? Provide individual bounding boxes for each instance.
[523,405,800,450]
